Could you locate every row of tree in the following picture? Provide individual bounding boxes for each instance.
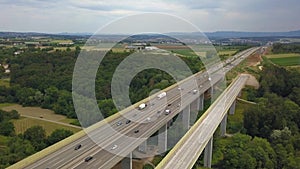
[272,43,300,54]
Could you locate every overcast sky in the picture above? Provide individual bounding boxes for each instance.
[0,0,299,33]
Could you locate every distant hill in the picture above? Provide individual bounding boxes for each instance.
[205,30,300,38]
[1,30,300,39]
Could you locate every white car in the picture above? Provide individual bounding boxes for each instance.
[111,144,118,150]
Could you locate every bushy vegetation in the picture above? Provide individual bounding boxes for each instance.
[0,109,73,168]
[193,44,300,169]
[272,43,300,54]
[1,46,203,119]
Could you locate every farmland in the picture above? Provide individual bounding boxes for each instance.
[265,53,300,66]
[12,117,80,136]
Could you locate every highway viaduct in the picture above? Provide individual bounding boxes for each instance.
[8,47,260,169]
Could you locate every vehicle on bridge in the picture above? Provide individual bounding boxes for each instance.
[157,92,167,99]
[138,103,147,110]
[84,156,93,162]
[165,109,171,115]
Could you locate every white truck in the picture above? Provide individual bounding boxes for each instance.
[157,92,167,99]
[138,103,147,110]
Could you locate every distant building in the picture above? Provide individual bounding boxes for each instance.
[125,43,146,50]
[145,46,159,50]
[58,42,74,46]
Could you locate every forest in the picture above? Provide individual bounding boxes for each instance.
[0,47,203,119]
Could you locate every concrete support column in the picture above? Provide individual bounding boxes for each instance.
[138,140,147,152]
[199,93,204,111]
[210,85,214,97]
[190,98,200,113]
[220,114,228,137]
[238,91,242,97]
[158,124,168,154]
[229,100,236,115]
[204,137,213,168]
[182,105,191,130]
[121,152,132,169]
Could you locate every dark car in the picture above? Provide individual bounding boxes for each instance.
[126,120,131,124]
[74,144,82,150]
[134,129,139,133]
[85,156,93,162]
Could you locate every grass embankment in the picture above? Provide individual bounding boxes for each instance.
[227,101,252,134]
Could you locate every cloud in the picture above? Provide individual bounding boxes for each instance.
[0,0,299,33]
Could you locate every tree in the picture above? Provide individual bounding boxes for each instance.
[47,129,73,145]
[0,121,15,136]
[23,126,46,151]
[289,87,300,106]
[8,137,35,164]
[220,134,276,169]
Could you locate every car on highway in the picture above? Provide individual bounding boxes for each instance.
[146,117,151,122]
[111,144,118,150]
[126,120,131,124]
[165,109,171,115]
[192,89,198,94]
[84,156,93,162]
[74,144,82,150]
[138,103,147,110]
[134,129,139,133]
[116,121,122,126]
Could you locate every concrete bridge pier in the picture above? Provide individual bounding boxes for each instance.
[220,114,228,137]
[210,85,214,99]
[138,140,147,152]
[190,97,200,113]
[229,100,236,115]
[199,93,204,111]
[158,124,168,154]
[121,152,132,169]
[182,104,191,130]
[204,136,213,168]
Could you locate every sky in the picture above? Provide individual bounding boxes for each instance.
[0,0,299,33]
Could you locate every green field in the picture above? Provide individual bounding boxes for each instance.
[0,103,15,109]
[266,53,300,58]
[12,117,81,136]
[269,56,300,66]
[50,39,73,43]
[218,50,237,56]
